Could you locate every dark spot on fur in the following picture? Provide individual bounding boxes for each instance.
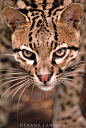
[47,42,48,46]
[67,116,71,119]
[58,94,61,98]
[59,69,63,74]
[21,58,26,62]
[37,20,42,27]
[54,42,57,49]
[67,76,74,79]
[52,60,56,65]
[51,41,54,47]
[1,70,7,74]
[29,32,32,37]
[61,103,65,111]
[1,58,9,62]
[72,119,76,122]
[69,93,73,97]
[51,67,53,70]
[81,55,84,61]
[76,90,80,96]
[35,34,37,38]
[37,40,39,42]
[67,101,71,105]
[29,43,33,49]
[33,61,37,66]
[34,43,36,48]
[62,117,65,120]
[24,44,27,46]
[77,80,81,84]
[28,71,31,75]
[64,122,67,125]
[62,86,67,93]
[35,68,37,70]
[29,37,32,42]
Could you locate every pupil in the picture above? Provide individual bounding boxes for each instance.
[26,50,30,54]
[58,49,62,53]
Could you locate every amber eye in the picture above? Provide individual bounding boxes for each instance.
[22,50,36,60]
[54,48,67,58]
[23,50,32,57]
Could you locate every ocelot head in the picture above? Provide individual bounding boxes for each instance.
[3,3,83,91]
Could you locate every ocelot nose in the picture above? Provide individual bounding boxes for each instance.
[37,74,52,83]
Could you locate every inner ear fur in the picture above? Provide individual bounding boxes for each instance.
[58,3,83,29]
[3,6,29,31]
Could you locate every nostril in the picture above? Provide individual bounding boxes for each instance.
[43,81,47,84]
[37,74,53,82]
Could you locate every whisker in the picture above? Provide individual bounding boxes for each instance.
[63,69,85,76]
[67,61,86,70]
[45,91,48,99]
[1,68,25,72]
[5,79,31,103]
[77,52,86,55]
[31,84,35,97]
[0,72,28,77]
[0,76,29,88]
[17,81,32,119]
[63,73,85,77]
[58,79,70,89]
[1,70,34,78]
[61,77,86,91]
[1,79,27,100]
[9,80,32,106]
[0,54,14,56]
[60,79,80,93]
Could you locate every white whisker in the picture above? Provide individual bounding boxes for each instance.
[61,77,86,91]
[17,81,32,119]
[0,72,27,78]
[31,84,35,97]
[1,68,25,72]
[9,80,32,106]
[67,61,86,70]
[1,79,27,100]
[0,76,29,88]
[0,54,14,56]
[78,52,86,55]
[58,79,70,89]
[63,74,85,77]
[60,79,80,93]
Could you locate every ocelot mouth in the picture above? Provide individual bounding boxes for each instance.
[37,84,55,91]
[43,84,48,86]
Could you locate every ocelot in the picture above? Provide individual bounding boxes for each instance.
[0,0,86,128]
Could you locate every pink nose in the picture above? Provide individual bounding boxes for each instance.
[37,74,52,83]
[40,75,49,82]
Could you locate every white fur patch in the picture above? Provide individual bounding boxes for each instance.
[55,49,70,64]
[50,44,70,64]
[19,45,38,65]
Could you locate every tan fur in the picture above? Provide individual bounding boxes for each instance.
[0,0,86,127]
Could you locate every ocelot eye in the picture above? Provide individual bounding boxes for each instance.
[54,48,67,58]
[22,49,36,60]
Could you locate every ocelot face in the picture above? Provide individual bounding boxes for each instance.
[4,3,83,91]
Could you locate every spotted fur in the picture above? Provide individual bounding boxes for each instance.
[0,0,86,127]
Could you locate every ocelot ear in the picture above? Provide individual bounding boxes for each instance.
[3,6,29,31]
[58,3,83,29]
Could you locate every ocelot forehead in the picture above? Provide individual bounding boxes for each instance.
[12,16,57,50]
[12,4,79,52]
[28,19,55,50]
